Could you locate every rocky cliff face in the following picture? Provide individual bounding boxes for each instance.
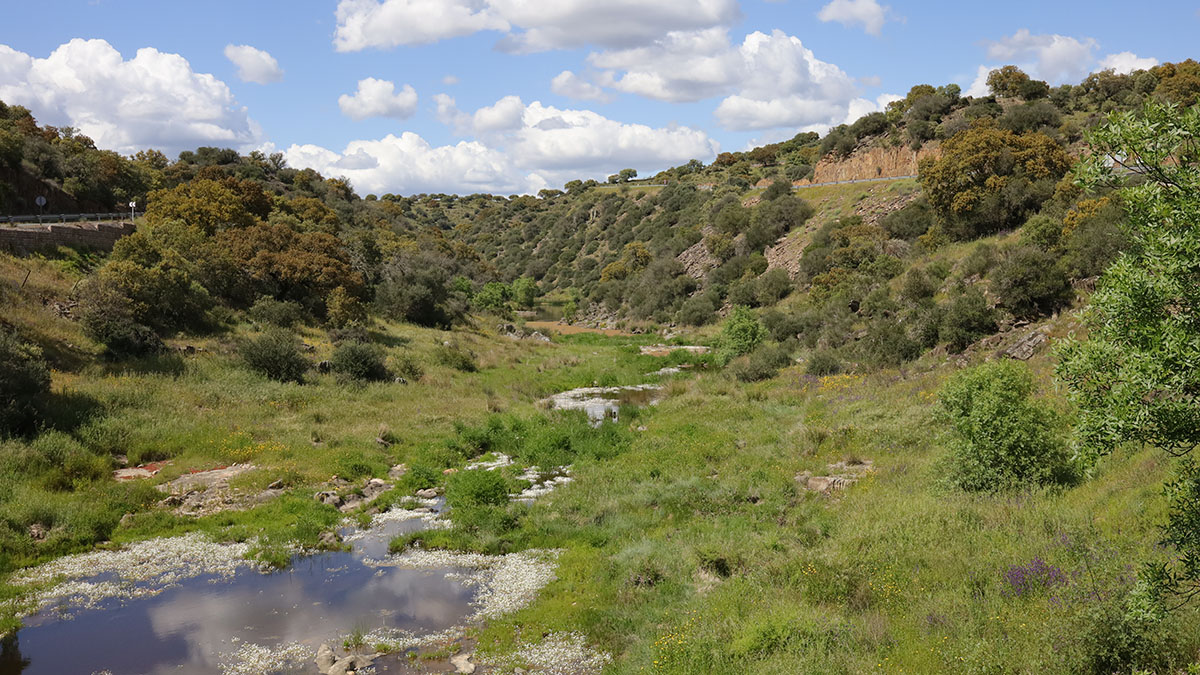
[796,141,941,185]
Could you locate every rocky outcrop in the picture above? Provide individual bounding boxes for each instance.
[676,235,719,281]
[795,459,874,495]
[796,142,941,186]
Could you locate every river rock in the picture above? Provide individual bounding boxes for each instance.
[315,644,336,671]
[315,491,343,507]
[318,530,343,548]
[416,488,438,499]
[388,463,408,479]
[451,652,477,673]
[28,523,47,540]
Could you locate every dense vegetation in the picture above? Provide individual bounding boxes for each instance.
[2,61,1200,672]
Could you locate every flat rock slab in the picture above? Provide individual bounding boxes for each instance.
[157,464,257,493]
[112,460,172,482]
[639,345,710,357]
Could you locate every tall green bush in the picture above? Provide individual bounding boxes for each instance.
[936,360,1074,491]
[0,331,50,437]
[240,328,309,382]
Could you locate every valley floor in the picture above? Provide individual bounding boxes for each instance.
[2,251,1198,674]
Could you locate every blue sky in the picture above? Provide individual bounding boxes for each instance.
[0,0,1193,195]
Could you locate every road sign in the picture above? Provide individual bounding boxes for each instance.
[129,201,136,208]
[35,196,46,207]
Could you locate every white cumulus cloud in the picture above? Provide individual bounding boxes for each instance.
[338,77,418,120]
[593,29,861,131]
[284,134,542,196]
[550,70,612,102]
[332,0,740,52]
[223,44,283,84]
[983,29,1098,84]
[1099,51,1158,74]
[305,95,718,194]
[0,39,261,156]
[816,0,890,36]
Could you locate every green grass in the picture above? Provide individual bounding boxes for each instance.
[2,247,1197,673]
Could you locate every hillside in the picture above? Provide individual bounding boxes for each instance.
[1,61,1200,674]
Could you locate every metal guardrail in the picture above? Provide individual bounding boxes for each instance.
[1,212,142,226]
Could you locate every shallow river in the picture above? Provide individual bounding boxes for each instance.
[1,510,471,674]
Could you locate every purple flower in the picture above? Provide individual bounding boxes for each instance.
[1001,557,1069,598]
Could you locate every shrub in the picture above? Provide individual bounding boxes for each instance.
[755,268,793,305]
[990,245,1074,319]
[391,353,424,382]
[434,341,478,372]
[76,286,165,358]
[677,293,718,326]
[881,197,934,240]
[446,469,510,508]
[761,309,805,343]
[329,342,390,382]
[0,331,50,437]
[248,296,304,328]
[720,306,766,360]
[730,343,792,382]
[935,360,1074,491]
[326,286,367,328]
[240,328,309,382]
[857,317,921,367]
[805,349,841,376]
[939,288,996,353]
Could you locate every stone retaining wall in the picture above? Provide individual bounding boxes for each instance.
[0,221,135,254]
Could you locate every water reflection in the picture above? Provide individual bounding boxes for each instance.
[4,511,473,675]
[543,385,662,425]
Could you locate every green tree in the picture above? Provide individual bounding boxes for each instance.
[919,119,1070,239]
[511,276,538,309]
[1057,101,1200,602]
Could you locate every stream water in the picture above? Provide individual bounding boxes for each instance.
[1,507,473,675]
[542,385,662,425]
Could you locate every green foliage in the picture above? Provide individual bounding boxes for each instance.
[376,252,467,328]
[511,276,538,310]
[390,352,424,382]
[939,287,996,353]
[677,292,718,326]
[729,343,792,382]
[881,197,933,240]
[248,296,304,328]
[936,360,1074,492]
[75,283,165,358]
[329,342,390,382]
[434,341,478,372]
[326,286,367,329]
[720,306,766,360]
[0,331,50,437]
[989,245,1074,319]
[1059,101,1200,604]
[474,281,513,312]
[805,349,841,376]
[1077,581,1177,675]
[239,328,309,382]
[446,469,510,508]
[919,119,1070,239]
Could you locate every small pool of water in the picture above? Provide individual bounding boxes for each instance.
[542,385,662,425]
[1,506,471,675]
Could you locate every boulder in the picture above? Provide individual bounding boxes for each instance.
[450,653,477,674]
[318,530,343,549]
[315,491,343,507]
[416,488,438,499]
[28,523,47,540]
[315,644,336,672]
